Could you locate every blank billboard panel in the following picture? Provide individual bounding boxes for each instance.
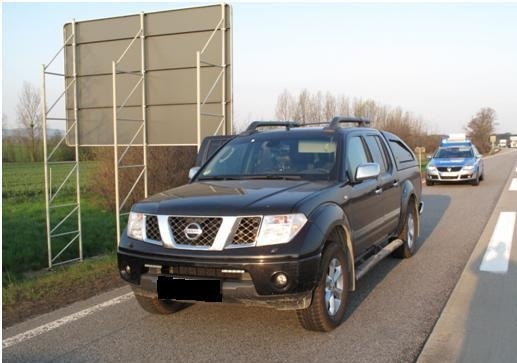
[64,4,232,146]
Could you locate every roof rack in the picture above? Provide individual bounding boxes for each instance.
[329,116,372,128]
[299,122,330,127]
[245,121,300,133]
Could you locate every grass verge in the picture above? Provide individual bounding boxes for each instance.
[2,254,126,328]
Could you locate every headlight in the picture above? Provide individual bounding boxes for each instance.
[427,166,437,172]
[462,165,474,171]
[127,212,145,240]
[256,213,307,246]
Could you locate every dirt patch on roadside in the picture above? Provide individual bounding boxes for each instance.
[3,261,126,328]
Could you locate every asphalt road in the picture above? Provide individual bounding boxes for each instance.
[3,149,517,363]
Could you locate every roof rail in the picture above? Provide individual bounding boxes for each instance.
[329,116,372,128]
[245,121,300,132]
[299,122,330,127]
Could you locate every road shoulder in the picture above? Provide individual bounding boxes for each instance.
[418,157,517,363]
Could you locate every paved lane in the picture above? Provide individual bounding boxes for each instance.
[4,150,516,363]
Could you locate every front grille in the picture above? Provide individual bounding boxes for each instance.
[169,216,222,247]
[232,217,261,245]
[438,167,461,172]
[145,215,162,241]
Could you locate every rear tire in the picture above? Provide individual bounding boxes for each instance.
[393,201,417,259]
[134,293,192,314]
[296,242,349,332]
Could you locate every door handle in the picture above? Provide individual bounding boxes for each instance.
[375,187,383,195]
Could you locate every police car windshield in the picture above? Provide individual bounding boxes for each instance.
[435,147,474,159]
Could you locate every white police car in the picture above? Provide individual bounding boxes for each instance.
[426,140,484,186]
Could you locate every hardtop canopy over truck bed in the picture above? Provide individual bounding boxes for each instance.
[118,117,424,331]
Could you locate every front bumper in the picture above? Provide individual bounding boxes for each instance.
[426,169,478,182]
[117,249,320,310]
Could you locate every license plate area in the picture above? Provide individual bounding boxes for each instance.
[157,276,222,302]
[440,172,457,177]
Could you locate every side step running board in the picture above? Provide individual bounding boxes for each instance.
[355,239,404,280]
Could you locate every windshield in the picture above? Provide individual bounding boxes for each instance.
[198,133,338,180]
[435,146,474,159]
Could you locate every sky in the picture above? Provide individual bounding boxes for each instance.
[2,2,517,135]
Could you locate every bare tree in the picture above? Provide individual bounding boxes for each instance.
[307,91,323,123]
[336,95,350,116]
[465,107,497,153]
[323,92,336,121]
[2,113,9,129]
[275,89,295,121]
[294,89,310,124]
[16,82,42,162]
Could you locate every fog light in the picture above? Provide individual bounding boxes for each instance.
[125,265,131,274]
[272,272,288,288]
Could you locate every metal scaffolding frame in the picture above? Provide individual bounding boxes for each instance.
[113,6,230,244]
[41,20,83,269]
[196,3,229,150]
[41,5,232,252]
[112,12,148,246]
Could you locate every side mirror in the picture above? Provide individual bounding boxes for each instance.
[355,163,380,181]
[188,166,201,181]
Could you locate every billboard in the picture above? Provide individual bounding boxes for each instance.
[64,4,232,146]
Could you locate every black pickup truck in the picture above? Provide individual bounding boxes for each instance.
[118,117,424,331]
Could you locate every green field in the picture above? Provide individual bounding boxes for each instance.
[2,162,117,283]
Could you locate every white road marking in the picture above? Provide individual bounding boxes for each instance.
[510,178,517,191]
[479,212,516,273]
[2,292,133,349]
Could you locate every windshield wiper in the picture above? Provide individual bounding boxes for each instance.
[197,175,242,181]
[240,174,303,180]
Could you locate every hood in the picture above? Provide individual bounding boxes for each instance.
[431,157,474,167]
[133,180,333,216]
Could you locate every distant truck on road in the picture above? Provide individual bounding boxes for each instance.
[510,136,517,148]
[499,139,507,148]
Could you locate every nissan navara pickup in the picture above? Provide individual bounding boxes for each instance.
[118,117,424,331]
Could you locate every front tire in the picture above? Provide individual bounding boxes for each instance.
[393,201,417,259]
[471,174,480,186]
[134,293,192,315]
[296,242,349,332]
[426,179,434,186]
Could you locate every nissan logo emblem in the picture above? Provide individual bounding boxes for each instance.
[184,222,203,240]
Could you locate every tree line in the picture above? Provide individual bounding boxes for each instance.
[3,82,499,164]
[274,88,497,154]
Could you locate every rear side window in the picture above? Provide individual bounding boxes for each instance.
[346,136,370,179]
[365,135,388,174]
[389,140,416,170]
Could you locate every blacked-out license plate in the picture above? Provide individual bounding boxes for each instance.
[157,276,222,302]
